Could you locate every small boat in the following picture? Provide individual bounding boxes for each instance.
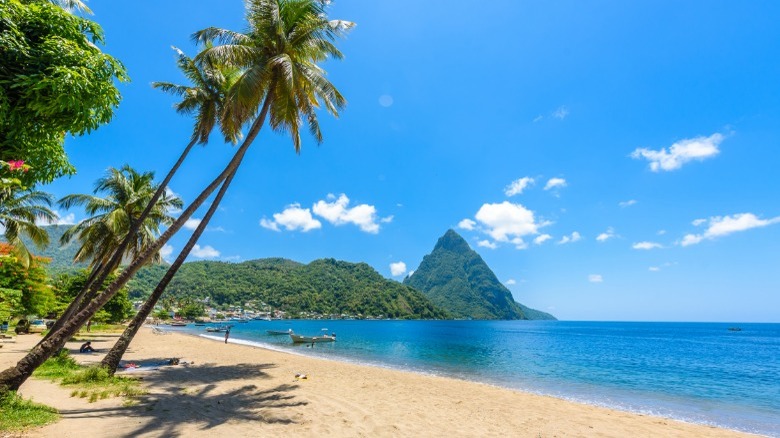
[205,324,233,333]
[727,327,742,332]
[169,321,188,327]
[290,332,336,344]
[267,329,293,335]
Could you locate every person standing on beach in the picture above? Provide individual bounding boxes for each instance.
[224,327,231,344]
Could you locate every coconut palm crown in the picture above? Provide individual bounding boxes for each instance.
[0,189,56,267]
[58,165,183,270]
[193,0,354,151]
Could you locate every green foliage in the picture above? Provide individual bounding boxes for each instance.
[405,230,556,320]
[0,391,59,431]
[131,258,449,319]
[152,308,170,321]
[0,254,55,317]
[52,270,134,323]
[0,287,22,322]
[179,302,205,320]
[33,350,144,402]
[0,0,128,186]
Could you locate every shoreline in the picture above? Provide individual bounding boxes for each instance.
[5,328,758,437]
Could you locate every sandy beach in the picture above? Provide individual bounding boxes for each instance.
[1,328,752,438]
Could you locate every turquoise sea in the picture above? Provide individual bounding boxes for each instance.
[172,320,779,436]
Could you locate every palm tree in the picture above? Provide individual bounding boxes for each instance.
[100,0,353,373]
[0,188,56,267]
[0,0,353,391]
[42,49,240,342]
[48,166,181,332]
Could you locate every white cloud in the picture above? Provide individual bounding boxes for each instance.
[312,194,383,233]
[474,201,541,243]
[552,106,569,120]
[633,241,663,250]
[649,266,661,272]
[588,274,603,283]
[692,218,707,226]
[160,244,174,262]
[631,133,724,172]
[657,229,667,236]
[458,219,476,231]
[505,279,517,285]
[184,218,202,230]
[534,234,552,245]
[533,115,543,123]
[680,213,780,246]
[192,244,220,259]
[477,240,498,249]
[557,232,581,245]
[596,227,616,242]
[510,237,528,250]
[207,226,226,233]
[504,177,535,196]
[389,261,407,277]
[619,199,637,208]
[260,204,322,232]
[380,215,394,224]
[544,177,567,191]
[37,210,75,226]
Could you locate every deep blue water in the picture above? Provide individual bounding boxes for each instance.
[170,320,780,436]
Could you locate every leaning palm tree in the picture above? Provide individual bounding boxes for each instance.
[100,0,354,373]
[40,50,241,343]
[0,0,353,391]
[0,188,56,267]
[47,166,181,333]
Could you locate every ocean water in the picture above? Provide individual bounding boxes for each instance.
[171,320,780,436]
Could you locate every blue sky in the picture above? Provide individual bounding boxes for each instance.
[45,1,780,322]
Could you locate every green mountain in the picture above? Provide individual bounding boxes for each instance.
[129,258,449,319]
[404,230,555,320]
[19,225,88,274]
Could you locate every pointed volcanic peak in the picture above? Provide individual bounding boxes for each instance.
[405,229,555,320]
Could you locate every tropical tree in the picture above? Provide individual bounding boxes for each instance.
[0,0,126,187]
[0,188,56,267]
[101,0,353,372]
[45,165,181,338]
[0,0,353,390]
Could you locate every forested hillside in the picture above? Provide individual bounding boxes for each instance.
[128,258,449,319]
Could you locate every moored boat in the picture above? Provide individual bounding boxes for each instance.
[267,329,293,335]
[290,333,336,343]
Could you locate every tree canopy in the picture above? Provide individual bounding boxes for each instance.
[0,0,128,186]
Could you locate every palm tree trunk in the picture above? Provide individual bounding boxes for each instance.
[101,94,274,374]
[44,138,200,344]
[0,97,270,394]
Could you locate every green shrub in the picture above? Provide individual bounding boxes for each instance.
[0,391,59,431]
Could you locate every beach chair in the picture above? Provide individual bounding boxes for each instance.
[151,326,168,335]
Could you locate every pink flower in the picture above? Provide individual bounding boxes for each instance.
[7,160,25,171]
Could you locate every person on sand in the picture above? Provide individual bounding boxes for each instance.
[80,341,95,353]
[224,327,231,344]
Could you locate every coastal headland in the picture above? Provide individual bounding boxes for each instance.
[2,329,752,437]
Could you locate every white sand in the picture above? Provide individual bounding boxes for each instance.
[1,329,753,437]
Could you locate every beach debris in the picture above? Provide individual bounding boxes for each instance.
[295,373,308,380]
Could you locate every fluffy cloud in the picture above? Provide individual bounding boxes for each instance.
[458,219,476,231]
[477,240,498,249]
[505,279,517,285]
[191,244,220,259]
[159,244,174,262]
[260,204,322,232]
[312,194,385,234]
[633,241,663,250]
[184,218,201,230]
[390,261,407,277]
[36,210,75,226]
[534,234,552,245]
[588,274,603,283]
[649,266,660,272]
[619,199,637,208]
[474,202,540,242]
[504,177,535,196]
[544,177,567,191]
[631,133,724,172]
[680,213,780,246]
[692,218,707,226]
[557,232,581,245]
[596,227,616,242]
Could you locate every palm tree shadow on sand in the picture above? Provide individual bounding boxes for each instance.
[54,362,307,437]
